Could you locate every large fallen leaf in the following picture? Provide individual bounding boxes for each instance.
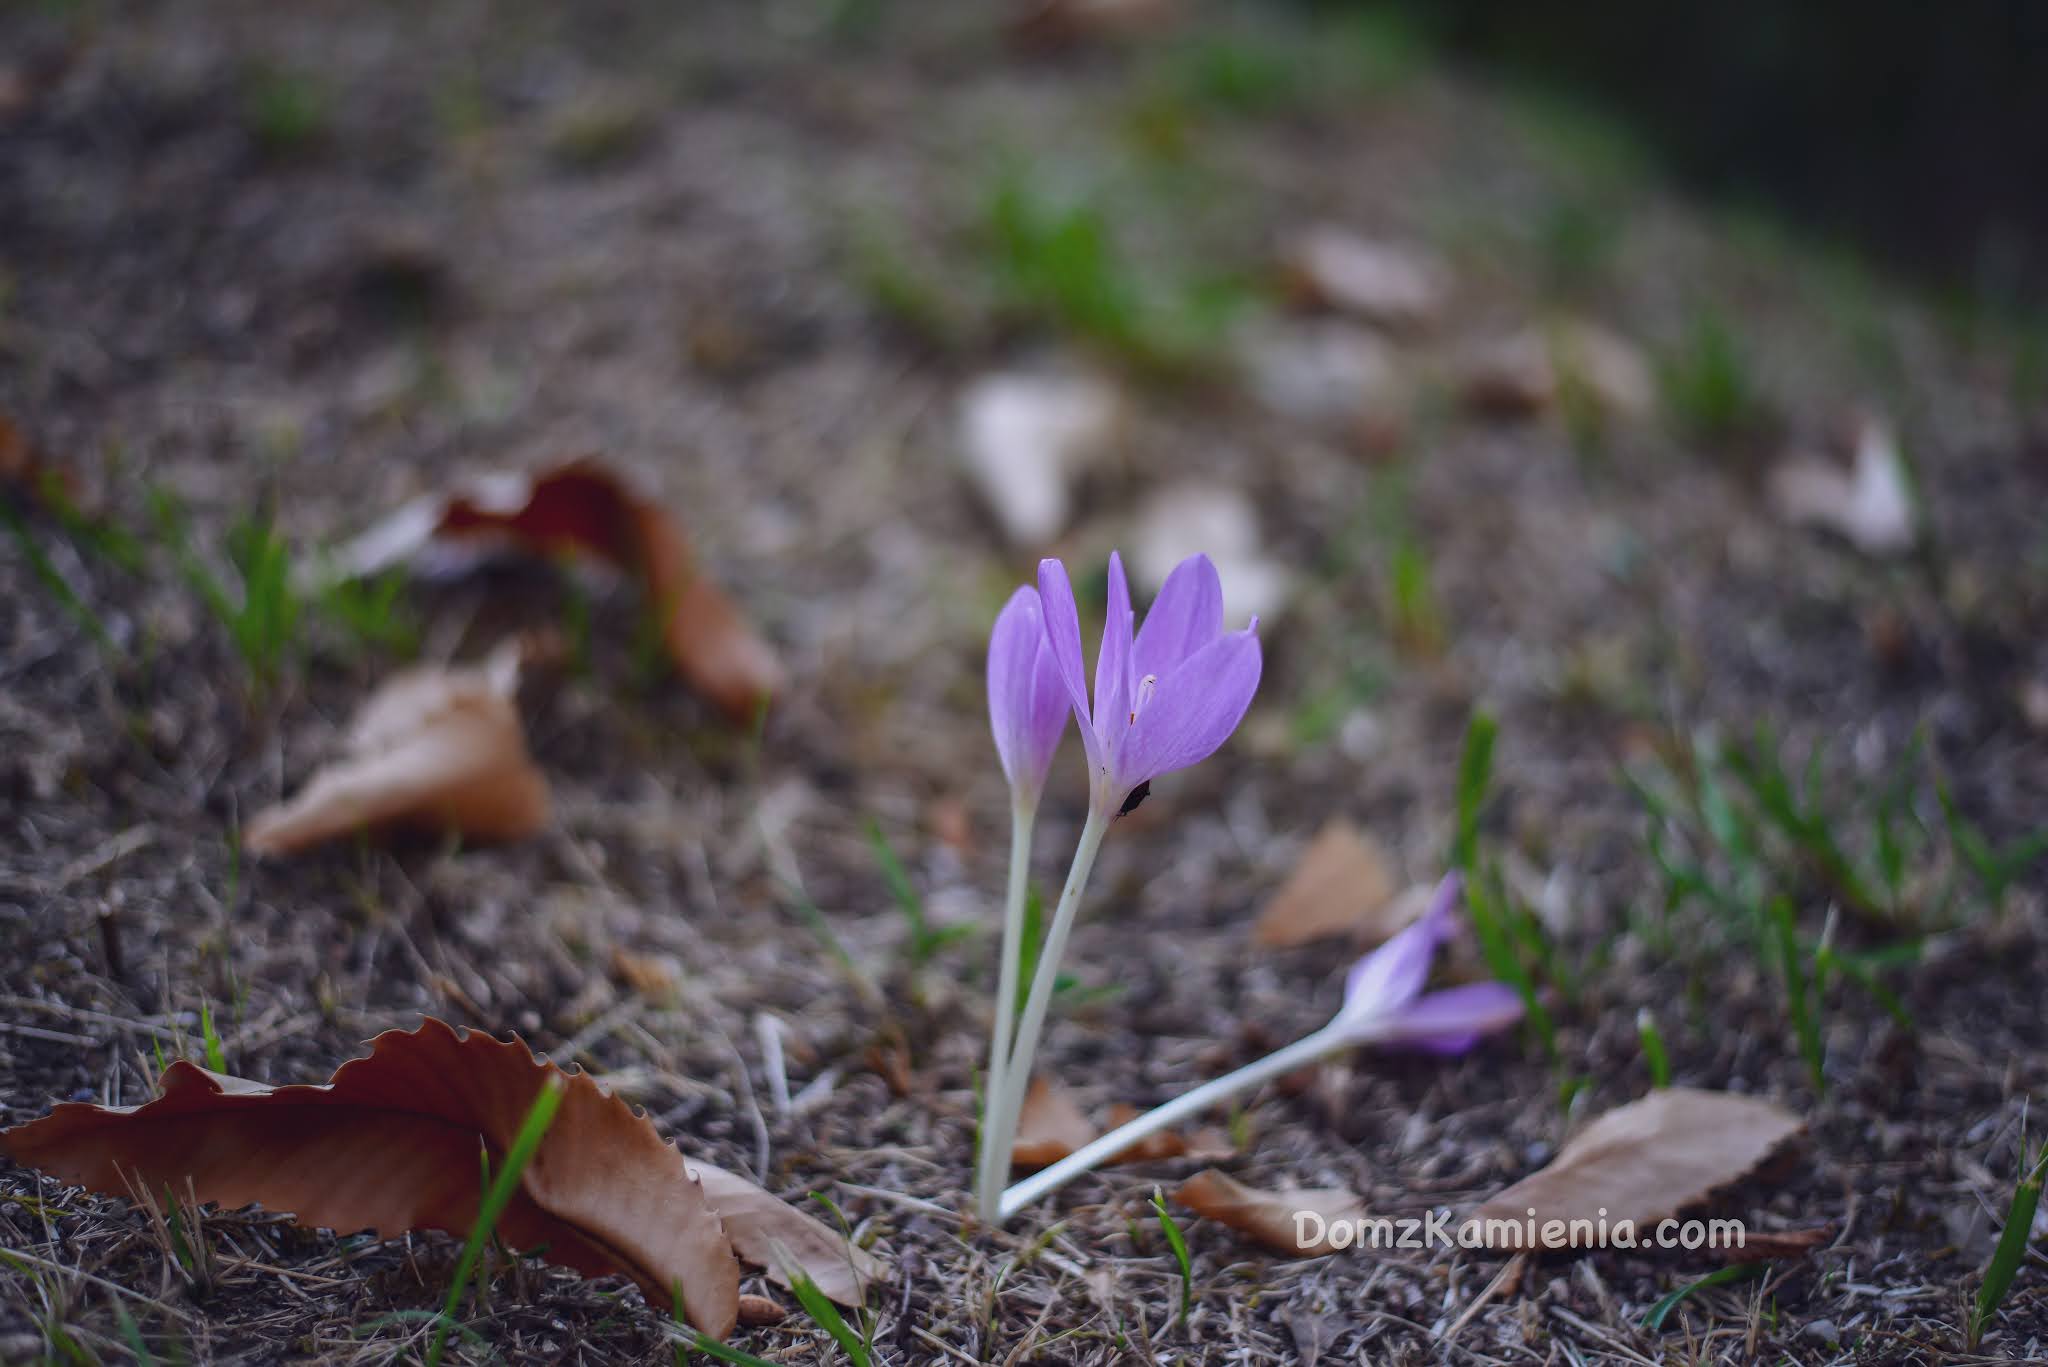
[245,642,548,855]
[1252,820,1400,948]
[958,371,1122,548]
[1472,1087,1803,1248]
[1,1020,734,1330]
[1279,228,1447,330]
[316,458,782,722]
[1768,417,1916,556]
[0,1020,883,1332]
[1173,1170,1369,1256]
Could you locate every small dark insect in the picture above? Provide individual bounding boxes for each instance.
[1118,781,1151,818]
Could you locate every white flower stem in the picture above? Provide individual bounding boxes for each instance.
[998,1023,1347,1222]
[984,805,1112,1222]
[975,800,1036,1222]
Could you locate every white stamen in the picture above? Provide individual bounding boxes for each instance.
[1130,673,1158,725]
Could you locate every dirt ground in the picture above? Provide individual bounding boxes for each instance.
[4,2,2047,1364]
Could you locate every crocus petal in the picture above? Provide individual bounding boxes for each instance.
[1132,553,1224,684]
[1023,632,1070,793]
[1368,982,1526,1054]
[1036,558,1101,772]
[1111,623,1261,791]
[988,586,1071,798]
[1333,912,1441,1034]
[1093,551,1135,763]
[987,586,1045,792]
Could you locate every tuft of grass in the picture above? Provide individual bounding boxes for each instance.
[243,65,330,158]
[1659,310,1762,444]
[547,94,657,171]
[1151,1187,1194,1329]
[197,998,226,1072]
[1,501,117,654]
[865,817,972,968]
[1450,711,1497,874]
[1768,896,1825,1090]
[315,569,419,658]
[1386,541,1444,657]
[425,1074,566,1367]
[1636,1008,1671,1088]
[978,170,1246,376]
[152,494,303,689]
[1969,1136,2048,1350]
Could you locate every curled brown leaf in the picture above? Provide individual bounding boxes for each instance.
[1172,1170,1369,1256]
[245,642,548,855]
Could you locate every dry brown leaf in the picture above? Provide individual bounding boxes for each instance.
[0,1019,743,1333]
[1280,228,1447,330]
[1173,1170,1369,1256]
[1458,321,1654,420]
[685,1159,884,1307]
[611,947,682,1001]
[1102,1104,1234,1164]
[1251,820,1400,948]
[245,643,548,855]
[1010,1076,1097,1170]
[319,457,782,722]
[1472,1087,1804,1248]
[1011,1081,1236,1171]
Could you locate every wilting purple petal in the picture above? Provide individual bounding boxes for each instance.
[987,587,1069,800]
[1335,916,1438,1033]
[1132,554,1224,685]
[1112,624,1261,792]
[1369,982,1526,1054]
[1036,558,1100,772]
[1094,551,1136,763]
[1330,873,1467,1039]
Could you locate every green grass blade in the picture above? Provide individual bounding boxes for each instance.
[425,1074,566,1367]
[1768,898,1824,1091]
[1151,1187,1194,1328]
[1636,1008,1671,1088]
[1970,1139,2048,1349]
[781,1260,872,1367]
[1451,711,1497,872]
[864,817,937,962]
[1641,1262,1766,1332]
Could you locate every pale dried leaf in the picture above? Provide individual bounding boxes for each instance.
[1473,1087,1804,1247]
[0,1019,743,1334]
[1768,418,1916,555]
[1251,820,1400,948]
[1238,320,1406,449]
[1129,483,1291,626]
[1459,321,1653,419]
[246,646,548,855]
[959,372,1121,548]
[1173,1169,1369,1256]
[1281,228,1447,329]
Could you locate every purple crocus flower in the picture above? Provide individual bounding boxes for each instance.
[1331,874,1525,1053]
[987,586,1071,804]
[1037,551,1262,815]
